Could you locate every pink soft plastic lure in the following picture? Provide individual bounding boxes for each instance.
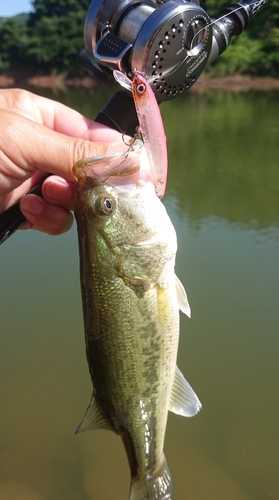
[113,70,168,197]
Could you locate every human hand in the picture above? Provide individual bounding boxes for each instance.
[0,88,122,235]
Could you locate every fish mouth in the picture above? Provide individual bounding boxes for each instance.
[73,141,156,193]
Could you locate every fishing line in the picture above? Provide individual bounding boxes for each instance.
[155,0,261,83]
[189,4,247,53]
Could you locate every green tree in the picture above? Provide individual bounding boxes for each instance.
[0,0,88,76]
[26,0,88,75]
[29,0,88,22]
[0,17,29,71]
[206,0,279,76]
[252,0,279,76]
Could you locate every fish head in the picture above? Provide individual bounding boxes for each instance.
[74,148,167,240]
[73,145,177,287]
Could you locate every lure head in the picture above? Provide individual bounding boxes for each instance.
[133,73,147,96]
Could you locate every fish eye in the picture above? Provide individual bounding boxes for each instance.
[136,83,146,94]
[95,196,115,216]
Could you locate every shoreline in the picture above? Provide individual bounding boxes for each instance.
[0,73,279,91]
[194,74,279,91]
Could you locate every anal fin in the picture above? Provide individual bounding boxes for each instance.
[75,393,112,434]
[175,275,191,318]
[169,365,202,417]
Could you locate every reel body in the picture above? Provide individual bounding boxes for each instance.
[84,0,212,101]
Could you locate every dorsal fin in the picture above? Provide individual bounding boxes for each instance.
[169,365,202,417]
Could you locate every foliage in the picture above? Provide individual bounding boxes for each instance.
[0,0,87,75]
[0,17,29,71]
[27,7,86,74]
[0,0,278,77]
[208,33,265,76]
[206,0,279,77]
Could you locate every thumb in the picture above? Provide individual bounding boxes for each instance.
[0,109,122,195]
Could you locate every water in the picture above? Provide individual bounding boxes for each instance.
[1,85,279,500]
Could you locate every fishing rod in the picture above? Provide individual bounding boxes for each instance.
[0,0,271,244]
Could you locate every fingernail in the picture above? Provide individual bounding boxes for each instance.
[20,195,44,216]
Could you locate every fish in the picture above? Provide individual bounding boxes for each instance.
[113,70,168,197]
[73,138,201,500]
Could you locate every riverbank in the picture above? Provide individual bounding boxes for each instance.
[194,74,279,91]
[1,73,279,91]
[0,73,96,89]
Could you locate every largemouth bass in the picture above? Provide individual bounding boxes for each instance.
[73,140,201,500]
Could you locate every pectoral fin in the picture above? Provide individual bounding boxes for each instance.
[75,394,112,434]
[175,275,191,318]
[169,365,202,417]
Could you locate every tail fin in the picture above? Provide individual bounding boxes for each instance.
[129,455,173,500]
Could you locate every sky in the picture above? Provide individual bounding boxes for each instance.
[0,0,33,17]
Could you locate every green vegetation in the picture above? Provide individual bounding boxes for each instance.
[206,0,279,77]
[0,0,278,77]
[0,0,88,75]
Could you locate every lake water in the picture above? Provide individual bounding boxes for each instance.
[1,84,279,500]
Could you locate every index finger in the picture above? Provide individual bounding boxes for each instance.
[15,89,123,141]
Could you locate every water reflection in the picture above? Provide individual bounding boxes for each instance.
[163,90,279,231]
[1,86,279,499]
